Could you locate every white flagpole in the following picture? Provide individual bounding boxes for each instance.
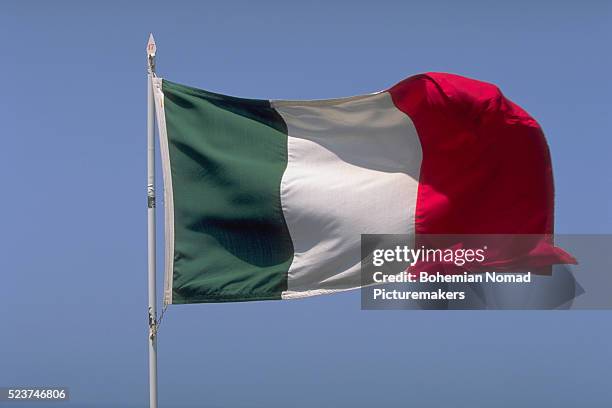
[146,33,158,408]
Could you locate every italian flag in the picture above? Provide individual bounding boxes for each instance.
[152,73,574,305]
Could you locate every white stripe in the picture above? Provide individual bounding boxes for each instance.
[273,92,422,299]
[152,77,175,306]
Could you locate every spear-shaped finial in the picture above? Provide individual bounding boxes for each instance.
[146,33,156,74]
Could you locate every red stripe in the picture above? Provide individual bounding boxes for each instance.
[388,73,575,271]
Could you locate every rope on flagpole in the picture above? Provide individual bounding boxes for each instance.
[149,303,168,340]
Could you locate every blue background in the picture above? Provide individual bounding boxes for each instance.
[1,1,611,407]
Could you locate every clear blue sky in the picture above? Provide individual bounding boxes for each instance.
[1,1,611,407]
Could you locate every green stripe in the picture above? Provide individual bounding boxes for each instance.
[162,80,293,303]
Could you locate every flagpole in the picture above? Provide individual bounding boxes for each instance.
[146,33,158,408]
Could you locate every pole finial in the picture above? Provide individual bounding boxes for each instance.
[147,33,156,74]
[147,33,156,57]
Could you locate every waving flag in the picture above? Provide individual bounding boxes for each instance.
[152,72,574,305]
